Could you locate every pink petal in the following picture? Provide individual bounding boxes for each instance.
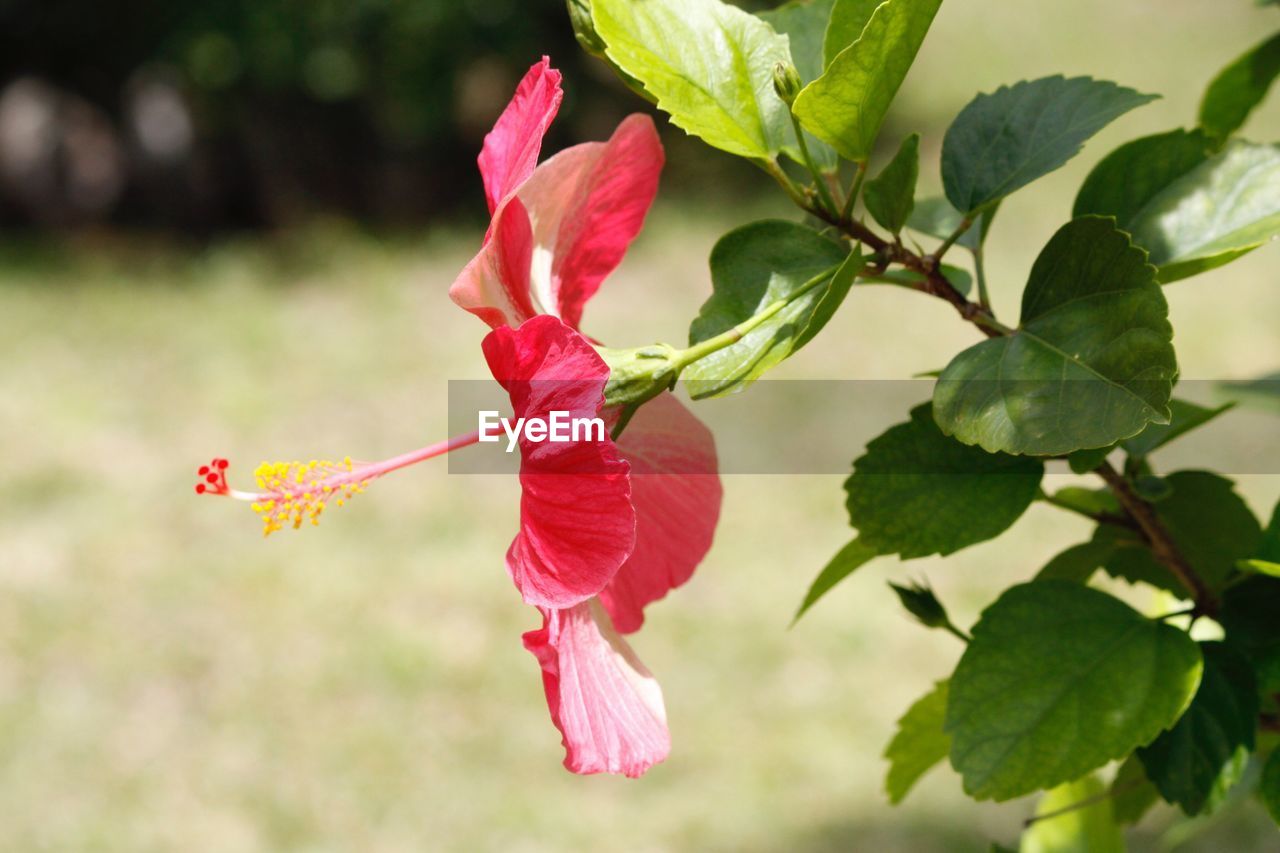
[482,315,636,608]
[450,195,539,329]
[478,57,563,214]
[517,114,664,329]
[601,393,722,633]
[524,600,670,778]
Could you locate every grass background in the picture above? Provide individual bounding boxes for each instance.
[2,1,1280,849]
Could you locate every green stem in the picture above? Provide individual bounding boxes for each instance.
[673,264,842,370]
[944,622,972,644]
[930,216,974,263]
[974,247,991,311]
[1036,488,1135,530]
[789,114,838,217]
[759,158,809,209]
[841,160,868,225]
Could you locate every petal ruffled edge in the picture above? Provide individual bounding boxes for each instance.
[523,600,670,778]
[478,57,563,215]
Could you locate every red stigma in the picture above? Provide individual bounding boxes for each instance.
[195,457,231,496]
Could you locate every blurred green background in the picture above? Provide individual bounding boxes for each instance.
[2,1,1279,850]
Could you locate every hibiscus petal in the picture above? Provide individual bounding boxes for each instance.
[601,393,722,633]
[517,114,663,329]
[524,600,670,778]
[482,315,636,608]
[478,57,563,214]
[450,195,539,329]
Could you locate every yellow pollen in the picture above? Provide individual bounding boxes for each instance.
[249,457,366,537]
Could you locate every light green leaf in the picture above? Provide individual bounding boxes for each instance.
[1073,129,1211,227]
[1111,755,1160,826]
[758,0,840,171]
[946,580,1202,802]
[1034,539,1114,584]
[908,196,1000,251]
[1242,558,1280,576]
[885,680,951,804]
[1123,141,1280,283]
[942,76,1157,214]
[1020,774,1125,853]
[1121,398,1234,459]
[1218,372,1280,413]
[845,404,1043,558]
[821,0,881,67]
[1138,642,1257,815]
[685,221,849,398]
[1199,32,1280,141]
[1102,471,1262,595]
[864,133,920,233]
[934,217,1177,456]
[594,0,794,160]
[793,0,943,163]
[1261,750,1280,826]
[793,537,877,621]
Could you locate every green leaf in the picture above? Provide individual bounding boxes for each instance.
[1261,499,1280,562]
[1121,398,1234,459]
[793,0,943,163]
[1222,575,1280,695]
[1111,755,1160,826]
[593,0,794,160]
[1035,539,1115,584]
[1138,642,1258,815]
[946,580,1202,802]
[821,0,880,67]
[934,217,1177,456]
[885,680,951,804]
[1122,141,1280,283]
[1073,129,1211,228]
[1199,32,1280,141]
[758,0,840,171]
[1242,558,1280,576]
[1102,471,1262,595]
[1261,750,1280,826]
[1047,486,1120,518]
[1218,372,1280,413]
[863,133,919,233]
[793,537,877,621]
[844,404,1044,559]
[942,76,1157,214]
[684,220,848,399]
[1067,445,1113,475]
[908,196,999,251]
[1020,774,1125,853]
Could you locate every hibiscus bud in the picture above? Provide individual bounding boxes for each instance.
[598,343,682,410]
[889,581,950,630]
[772,61,803,106]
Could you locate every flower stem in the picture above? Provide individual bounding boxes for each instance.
[841,161,867,225]
[789,113,838,217]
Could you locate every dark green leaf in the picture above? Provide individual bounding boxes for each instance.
[1073,129,1211,228]
[908,196,999,251]
[821,0,880,67]
[1138,642,1257,815]
[1222,575,1280,695]
[1111,755,1161,826]
[1102,471,1262,595]
[863,133,920,233]
[1035,539,1115,584]
[947,581,1202,802]
[1121,399,1234,459]
[1020,774,1125,853]
[1261,750,1280,826]
[793,537,877,621]
[793,0,943,162]
[1199,32,1280,141]
[844,404,1043,558]
[934,217,1177,456]
[1261,499,1280,562]
[1067,445,1114,475]
[942,76,1157,214]
[594,0,794,160]
[885,680,951,804]
[685,220,848,398]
